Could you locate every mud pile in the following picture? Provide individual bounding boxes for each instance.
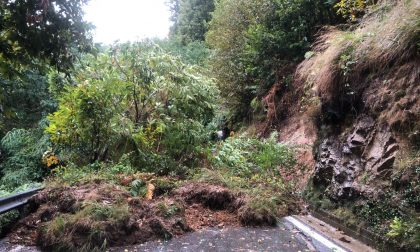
[7,181,280,251]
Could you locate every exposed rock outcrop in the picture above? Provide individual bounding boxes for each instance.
[313,116,400,201]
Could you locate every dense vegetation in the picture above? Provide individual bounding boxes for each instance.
[206,0,339,121]
[0,0,418,251]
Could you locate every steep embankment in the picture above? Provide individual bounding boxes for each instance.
[276,1,419,250]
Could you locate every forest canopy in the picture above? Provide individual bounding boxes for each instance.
[0,0,92,72]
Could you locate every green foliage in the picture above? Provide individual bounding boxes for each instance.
[387,217,420,250]
[0,126,50,190]
[0,0,92,72]
[211,132,296,177]
[335,0,375,20]
[51,165,93,186]
[0,0,87,192]
[356,200,400,229]
[46,42,218,174]
[0,69,56,136]
[196,133,299,219]
[198,132,297,196]
[129,179,147,197]
[156,39,211,66]
[170,0,215,44]
[46,73,128,163]
[207,0,338,121]
[50,158,135,186]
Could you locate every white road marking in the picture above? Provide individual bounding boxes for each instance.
[284,216,348,252]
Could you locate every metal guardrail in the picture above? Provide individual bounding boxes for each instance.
[0,188,42,215]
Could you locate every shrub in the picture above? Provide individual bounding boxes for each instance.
[46,42,219,174]
[0,126,50,190]
[211,132,296,178]
[335,0,376,20]
[46,73,129,163]
[387,217,420,250]
[129,179,148,197]
[207,0,338,121]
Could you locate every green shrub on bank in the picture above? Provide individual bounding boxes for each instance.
[387,217,420,250]
[210,132,295,177]
[207,0,338,120]
[196,132,299,218]
[46,42,219,175]
[0,126,49,191]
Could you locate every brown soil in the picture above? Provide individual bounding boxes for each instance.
[185,203,239,230]
[174,183,244,211]
[275,112,317,191]
[7,181,276,251]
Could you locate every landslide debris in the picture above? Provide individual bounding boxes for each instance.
[7,180,285,251]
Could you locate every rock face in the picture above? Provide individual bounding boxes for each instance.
[313,116,399,201]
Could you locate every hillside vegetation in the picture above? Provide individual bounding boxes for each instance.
[297,1,420,249]
[0,0,419,251]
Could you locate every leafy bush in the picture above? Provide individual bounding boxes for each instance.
[207,0,338,121]
[46,42,219,174]
[129,179,148,197]
[196,133,299,220]
[46,72,129,163]
[0,69,56,136]
[0,125,50,190]
[169,0,215,44]
[387,217,420,250]
[211,132,296,178]
[335,0,376,20]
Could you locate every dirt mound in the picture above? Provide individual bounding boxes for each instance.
[238,206,277,226]
[175,183,243,210]
[185,203,239,230]
[8,182,191,251]
[7,181,283,251]
[174,183,281,226]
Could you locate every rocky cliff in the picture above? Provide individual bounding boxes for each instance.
[274,1,419,250]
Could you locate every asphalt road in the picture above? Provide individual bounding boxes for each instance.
[0,218,347,252]
[111,223,314,252]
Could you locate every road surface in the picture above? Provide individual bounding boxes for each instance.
[0,216,375,252]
